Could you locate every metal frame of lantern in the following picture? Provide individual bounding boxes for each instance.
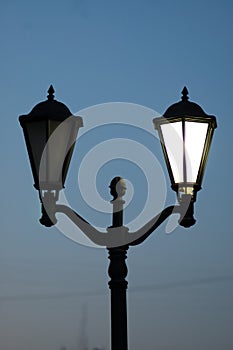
[19,86,217,350]
[19,85,83,225]
[19,86,83,192]
[153,87,217,204]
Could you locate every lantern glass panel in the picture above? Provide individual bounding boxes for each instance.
[161,121,183,183]
[39,118,80,188]
[24,120,47,184]
[161,120,209,185]
[184,121,208,183]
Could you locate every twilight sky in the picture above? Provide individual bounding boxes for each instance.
[0,1,233,349]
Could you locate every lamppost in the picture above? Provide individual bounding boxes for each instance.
[19,86,217,350]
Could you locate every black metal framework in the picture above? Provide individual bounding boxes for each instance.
[19,85,83,191]
[153,87,217,203]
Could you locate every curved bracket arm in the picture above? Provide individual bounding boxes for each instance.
[129,205,180,246]
[55,204,107,246]
[40,178,195,247]
[55,204,182,248]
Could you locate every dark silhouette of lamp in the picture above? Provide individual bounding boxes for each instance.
[19,86,217,350]
[19,85,83,226]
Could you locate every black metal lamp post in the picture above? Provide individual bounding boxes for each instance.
[19,86,217,350]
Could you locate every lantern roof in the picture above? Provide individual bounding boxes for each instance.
[163,87,217,126]
[19,85,74,123]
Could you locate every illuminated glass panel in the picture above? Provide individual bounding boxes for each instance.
[161,122,183,183]
[184,121,208,182]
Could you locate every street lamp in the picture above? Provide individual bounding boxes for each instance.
[19,86,217,350]
[153,86,217,227]
[19,85,83,226]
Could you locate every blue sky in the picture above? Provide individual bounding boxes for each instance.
[0,0,233,349]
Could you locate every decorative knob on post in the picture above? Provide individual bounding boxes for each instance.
[109,177,126,228]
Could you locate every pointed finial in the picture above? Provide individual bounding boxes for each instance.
[181,86,189,101]
[47,85,55,100]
